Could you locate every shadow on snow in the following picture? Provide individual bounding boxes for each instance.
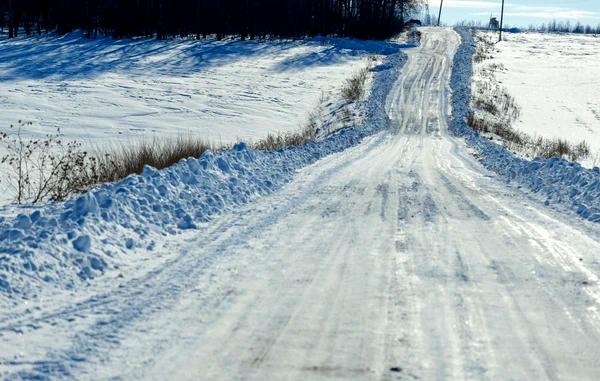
[0,33,405,81]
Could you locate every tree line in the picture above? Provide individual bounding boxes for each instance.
[456,19,600,35]
[0,0,423,40]
[527,20,600,35]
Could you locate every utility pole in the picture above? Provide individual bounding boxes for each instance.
[499,0,505,41]
[437,0,443,26]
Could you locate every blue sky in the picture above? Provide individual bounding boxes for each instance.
[426,0,600,27]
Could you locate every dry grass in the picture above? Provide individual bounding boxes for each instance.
[1,118,320,204]
[95,137,216,182]
[469,30,590,162]
[468,113,590,161]
[341,68,369,102]
[0,125,217,204]
[467,113,523,144]
[591,151,600,168]
[252,125,316,151]
[528,138,590,161]
[473,32,497,63]
[252,94,327,151]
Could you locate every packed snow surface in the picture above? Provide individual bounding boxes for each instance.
[1,28,600,380]
[489,32,600,158]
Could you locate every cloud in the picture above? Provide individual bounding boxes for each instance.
[429,0,599,20]
[504,10,600,20]
[428,0,499,9]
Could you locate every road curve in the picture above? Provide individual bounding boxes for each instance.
[2,28,600,381]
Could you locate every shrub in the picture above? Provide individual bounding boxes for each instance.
[0,121,104,204]
[0,119,322,204]
[0,123,214,204]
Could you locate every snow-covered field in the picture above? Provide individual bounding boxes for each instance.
[0,33,397,144]
[490,32,600,162]
[0,33,399,205]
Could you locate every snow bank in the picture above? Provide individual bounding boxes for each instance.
[0,42,409,301]
[451,28,600,224]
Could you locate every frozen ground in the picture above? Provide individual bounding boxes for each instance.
[1,28,600,380]
[490,32,600,162]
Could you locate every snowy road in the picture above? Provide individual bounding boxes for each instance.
[3,28,600,380]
